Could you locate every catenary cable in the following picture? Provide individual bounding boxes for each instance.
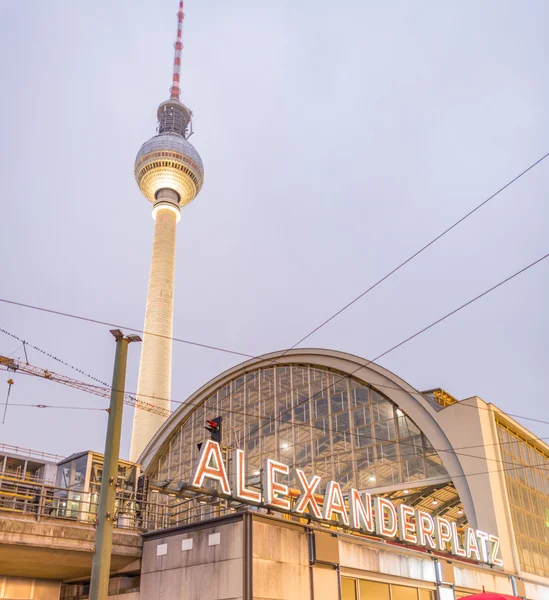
[0,300,253,359]
[237,251,549,448]
[2,149,548,365]
[1,150,548,436]
[286,150,549,351]
[2,254,547,472]
[3,365,548,478]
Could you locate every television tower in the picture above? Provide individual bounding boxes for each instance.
[130,1,204,462]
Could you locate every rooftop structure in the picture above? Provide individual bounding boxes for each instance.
[130,1,204,462]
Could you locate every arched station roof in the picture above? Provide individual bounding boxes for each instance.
[139,348,477,528]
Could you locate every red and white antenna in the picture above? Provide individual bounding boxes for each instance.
[170,1,185,100]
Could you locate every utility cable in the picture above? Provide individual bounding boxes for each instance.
[8,403,107,412]
[238,251,549,447]
[156,151,549,436]
[4,363,549,479]
[2,254,547,470]
[286,150,549,351]
[0,300,253,359]
[1,151,547,432]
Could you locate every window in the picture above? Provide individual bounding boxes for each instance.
[342,578,357,600]
[358,580,390,600]
[342,578,433,600]
[498,422,549,577]
[149,364,451,528]
[393,585,420,600]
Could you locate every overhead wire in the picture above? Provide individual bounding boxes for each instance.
[0,328,111,387]
[236,251,549,450]
[286,150,549,351]
[0,300,253,359]
[8,403,107,412]
[6,362,549,475]
[0,152,547,455]
[1,150,548,368]
[5,246,549,467]
[4,246,549,445]
[64,152,549,463]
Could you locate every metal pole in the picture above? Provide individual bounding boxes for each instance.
[89,330,140,600]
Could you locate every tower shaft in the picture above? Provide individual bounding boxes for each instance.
[132,0,203,462]
[130,204,179,462]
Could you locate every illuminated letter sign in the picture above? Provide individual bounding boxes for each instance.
[475,530,489,563]
[294,469,322,519]
[488,534,503,567]
[262,459,290,511]
[451,521,467,557]
[416,511,436,549]
[348,490,374,533]
[374,497,398,538]
[435,518,453,551]
[323,481,349,526]
[190,439,231,494]
[185,441,504,567]
[465,527,481,560]
[230,449,261,504]
[398,504,417,544]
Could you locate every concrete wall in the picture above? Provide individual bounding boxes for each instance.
[252,519,310,600]
[141,519,243,600]
[0,577,60,600]
[0,514,141,580]
[339,537,436,583]
[136,513,549,600]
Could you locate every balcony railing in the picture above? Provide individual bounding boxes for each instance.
[0,443,65,463]
[0,477,171,531]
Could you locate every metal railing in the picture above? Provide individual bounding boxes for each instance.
[0,443,65,463]
[0,478,171,531]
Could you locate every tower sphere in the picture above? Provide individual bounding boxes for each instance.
[134,100,204,207]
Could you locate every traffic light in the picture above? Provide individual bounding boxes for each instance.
[204,416,222,443]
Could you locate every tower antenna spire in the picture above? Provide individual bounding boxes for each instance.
[170,1,185,100]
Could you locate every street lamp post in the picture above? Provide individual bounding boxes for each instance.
[89,329,141,600]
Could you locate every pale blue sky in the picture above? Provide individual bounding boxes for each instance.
[0,0,547,459]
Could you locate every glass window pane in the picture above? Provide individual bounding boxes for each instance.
[341,578,357,600]
[419,590,433,600]
[392,586,418,600]
[358,580,390,600]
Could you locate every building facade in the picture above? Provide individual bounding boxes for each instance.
[2,348,549,600]
[135,348,549,600]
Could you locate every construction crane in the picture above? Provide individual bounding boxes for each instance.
[0,355,170,418]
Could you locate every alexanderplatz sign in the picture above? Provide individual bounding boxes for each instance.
[181,440,503,567]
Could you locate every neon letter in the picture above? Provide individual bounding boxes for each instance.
[398,504,417,543]
[294,469,322,519]
[416,511,436,549]
[230,449,261,504]
[262,459,290,511]
[451,521,467,557]
[322,481,350,526]
[374,497,398,538]
[349,490,374,532]
[191,440,231,494]
[435,517,453,551]
[475,530,489,563]
[488,534,503,567]
[465,527,481,560]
